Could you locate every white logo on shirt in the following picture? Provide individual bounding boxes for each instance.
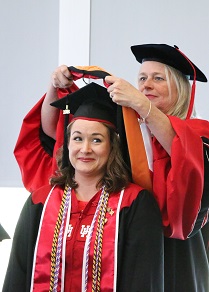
[80,225,90,237]
[67,224,73,237]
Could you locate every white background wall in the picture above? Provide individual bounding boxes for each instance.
[1,0,209,289]
[0,0,59,187]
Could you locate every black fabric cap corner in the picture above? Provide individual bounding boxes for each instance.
[0,224,10,241]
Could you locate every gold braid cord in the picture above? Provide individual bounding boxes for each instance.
[49,185,69,291]
[92,189,110,292]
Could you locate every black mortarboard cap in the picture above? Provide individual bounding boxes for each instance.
[50,82,117,168]
[51,82,117,127]
[131,44,207,82]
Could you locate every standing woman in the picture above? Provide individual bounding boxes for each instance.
[12,44,209,291]
[105,44,209,291]
[3,83,163,292]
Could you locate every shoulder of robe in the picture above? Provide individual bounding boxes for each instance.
[31,184,53,205]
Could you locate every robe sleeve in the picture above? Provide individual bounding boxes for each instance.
[14,86,78,193]
[13,67,109,193]
[2,196,43,292]
[153,116,209,239]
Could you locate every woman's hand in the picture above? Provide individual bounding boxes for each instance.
[51,65,74,89]
[41,65,74,140]
[105,75,149,114]
[105,75,176,155]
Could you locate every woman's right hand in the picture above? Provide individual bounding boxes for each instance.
[41,65,74,139]
[51,65,74,89]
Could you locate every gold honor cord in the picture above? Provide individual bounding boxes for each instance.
[92,189,110,292]
[49,184,69,291]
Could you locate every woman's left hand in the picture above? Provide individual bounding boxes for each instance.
[105,75,146,110]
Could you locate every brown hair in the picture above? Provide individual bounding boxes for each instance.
[50,121,131,193]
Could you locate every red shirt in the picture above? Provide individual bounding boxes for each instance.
[64,189,98,291]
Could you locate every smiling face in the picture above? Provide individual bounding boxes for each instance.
[138,61,178,114]
[68,119,111,180]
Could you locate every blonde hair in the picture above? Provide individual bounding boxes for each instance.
[164,65,193,119]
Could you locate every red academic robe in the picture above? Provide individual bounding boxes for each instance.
[14,91,209,240]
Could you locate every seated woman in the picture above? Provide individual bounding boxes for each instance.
[3,83,164,291]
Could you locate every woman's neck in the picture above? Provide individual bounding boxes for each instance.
[74,173,103,202]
